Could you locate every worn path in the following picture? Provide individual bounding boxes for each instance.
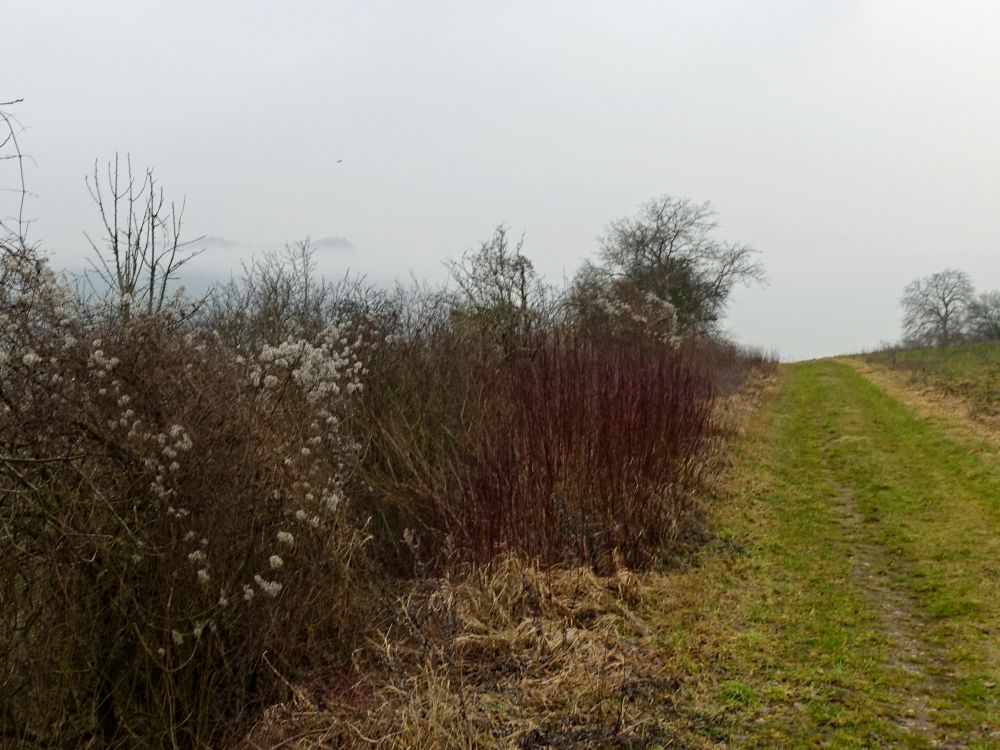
[673,360,1000,748]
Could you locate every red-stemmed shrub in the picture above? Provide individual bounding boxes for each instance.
[358,328,717,572]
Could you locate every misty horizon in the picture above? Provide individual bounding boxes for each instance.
[7,0,1000,359]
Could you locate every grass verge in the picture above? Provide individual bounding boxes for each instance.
[866,341,1000,419]
[667,360,1000,748]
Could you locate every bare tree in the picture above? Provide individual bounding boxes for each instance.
[85,154,203,316]
[900,269,975,348]
[595,195,765,332]
[965,289,1000,342]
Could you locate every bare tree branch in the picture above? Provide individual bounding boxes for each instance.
[84,154,205,316]
[0,99,32,247]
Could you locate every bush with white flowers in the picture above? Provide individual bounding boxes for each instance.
[0,245,372,747]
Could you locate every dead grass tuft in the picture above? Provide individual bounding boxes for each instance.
[244,557,677,749]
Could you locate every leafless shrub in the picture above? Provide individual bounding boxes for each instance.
[445,225,556,350]
[205,240,391,350]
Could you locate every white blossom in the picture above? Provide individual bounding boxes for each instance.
[323,492,341,512]
[253,574,283,598]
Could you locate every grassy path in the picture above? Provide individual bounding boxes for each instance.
[673,360,1000,747]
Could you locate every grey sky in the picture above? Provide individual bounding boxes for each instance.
[5,0,1000,360]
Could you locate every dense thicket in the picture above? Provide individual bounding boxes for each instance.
[0,135,770,747]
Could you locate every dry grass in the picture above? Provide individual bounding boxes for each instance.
[845,357,1000,447]
[243,558,672,749]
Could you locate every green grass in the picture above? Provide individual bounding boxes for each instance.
[868,341,1000,415]
[668,360,1000,747]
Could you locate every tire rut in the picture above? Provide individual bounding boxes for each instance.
[829,482,972,748]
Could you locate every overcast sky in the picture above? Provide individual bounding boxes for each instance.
[5,0,1000,360]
